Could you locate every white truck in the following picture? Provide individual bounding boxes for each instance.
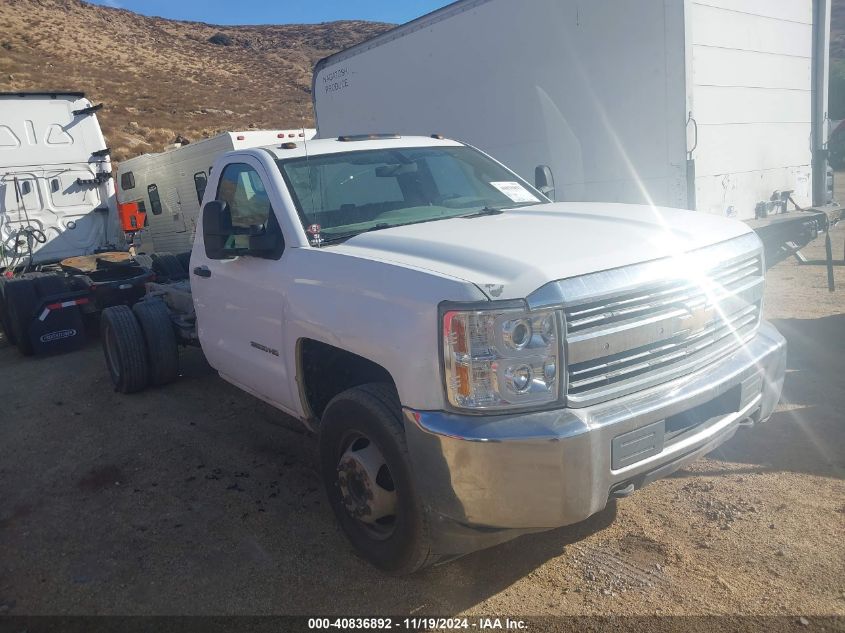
[100,134,786,573]
[0,92,120,268]
[115,129,315,255]
[313,0,832,222]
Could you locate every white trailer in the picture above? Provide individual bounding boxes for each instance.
[116,129,315,254]
[0,92,120,268]
[313,0,832,221]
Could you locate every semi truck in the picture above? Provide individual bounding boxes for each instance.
[116,129,315,255]
[0,92,121,267]
[0,92,153,356]
[100,133,786,573]
[313,0,833,228]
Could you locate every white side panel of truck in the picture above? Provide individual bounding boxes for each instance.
[313,0,690,209]
[688,0,815,219]
[0,93,118,267]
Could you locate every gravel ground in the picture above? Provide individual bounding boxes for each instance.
[0,224,843,618]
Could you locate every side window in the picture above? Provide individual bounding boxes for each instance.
[120,172,135,191]
[147,183,163,215]
[193,171,208,205]
[216,163,272,230]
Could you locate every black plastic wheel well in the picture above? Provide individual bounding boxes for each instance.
[298,339,395,421]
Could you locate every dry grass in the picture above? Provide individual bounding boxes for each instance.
[0,0,392,161]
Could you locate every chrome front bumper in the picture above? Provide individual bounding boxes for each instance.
[404,321,786,548]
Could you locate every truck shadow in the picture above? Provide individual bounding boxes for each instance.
[685,314,845,480]
[398,502,618,613]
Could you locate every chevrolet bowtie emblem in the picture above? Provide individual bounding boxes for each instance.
[683,304,715,331]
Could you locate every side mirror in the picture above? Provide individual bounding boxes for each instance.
[535,165,555,201]
[202,200,232,237]
[248,210,285,260]
[202,200,234,259]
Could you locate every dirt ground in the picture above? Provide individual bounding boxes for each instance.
[1,224,844,619]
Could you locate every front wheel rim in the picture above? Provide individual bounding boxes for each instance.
[336,431,398,541]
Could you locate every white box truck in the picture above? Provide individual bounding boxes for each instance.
[313,0,832,222]
[116,129,315,254]
[0,92,120,268]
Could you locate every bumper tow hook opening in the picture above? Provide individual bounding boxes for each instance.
[610,482,636,499]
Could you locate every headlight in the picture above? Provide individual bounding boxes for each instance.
[442,304,562,410]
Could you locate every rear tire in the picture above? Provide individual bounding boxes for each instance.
[132,299,179,386]
[101,305,149,393]
[320,383,437,575]
[175,251,192,272]
[151,253,186,281]
[4,278,38,355]
[0,276,15,344]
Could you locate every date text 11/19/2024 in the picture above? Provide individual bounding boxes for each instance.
[308,617,529,630]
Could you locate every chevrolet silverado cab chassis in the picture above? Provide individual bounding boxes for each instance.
[100,135,787,574]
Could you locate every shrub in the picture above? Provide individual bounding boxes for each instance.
[208,33,233,47]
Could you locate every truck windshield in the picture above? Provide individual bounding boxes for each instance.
[276,146,546,241]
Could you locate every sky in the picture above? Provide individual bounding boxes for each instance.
[85,0,451,25]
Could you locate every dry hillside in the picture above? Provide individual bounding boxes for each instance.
[5,0,844,162]
[0,0,392,161]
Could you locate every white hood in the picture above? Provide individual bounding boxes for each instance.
[330,202,754,300]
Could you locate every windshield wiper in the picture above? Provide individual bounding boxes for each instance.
[317,223,393,245]
[461,206,503,218]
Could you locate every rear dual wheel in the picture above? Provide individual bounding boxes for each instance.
[151,253,188,281]
[101,305,149,393]
[1,273,72,354]
[101,300,178,393]
[132,299,179,386]
[4,278,38,355]
[0,276,14,344]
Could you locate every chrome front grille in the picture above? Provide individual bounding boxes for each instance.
[528,234,765,408]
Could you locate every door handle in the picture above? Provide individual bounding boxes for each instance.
[193,265,211,278]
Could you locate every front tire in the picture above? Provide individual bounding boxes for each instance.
[319,383,437,575]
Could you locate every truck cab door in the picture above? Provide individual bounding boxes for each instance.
[190,159,293,410]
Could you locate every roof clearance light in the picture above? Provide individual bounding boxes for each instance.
[280,142,297,150]
[236,135,245,140]
[277,133,285,138]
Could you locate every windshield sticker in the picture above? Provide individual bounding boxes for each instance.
[489,181,540,204]
[306,223,323,246]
